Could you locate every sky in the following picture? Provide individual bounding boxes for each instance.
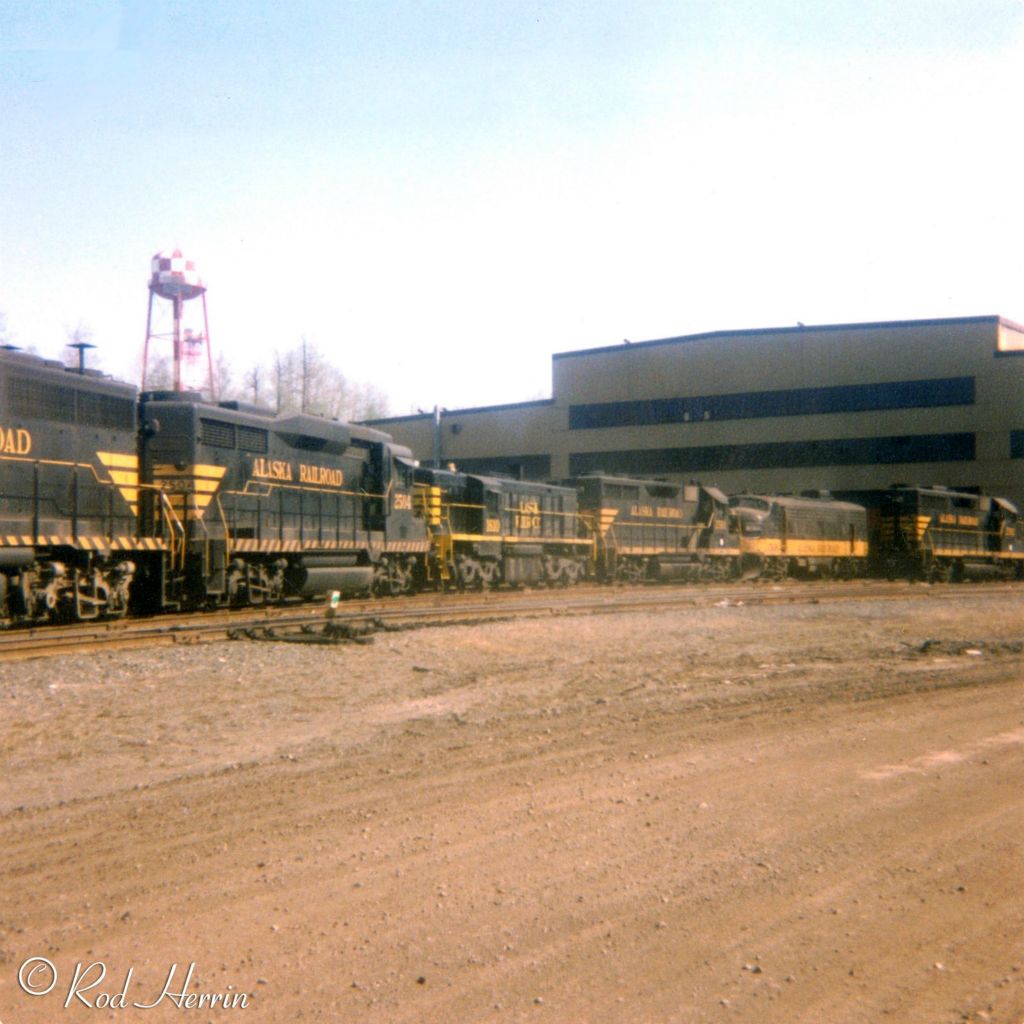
[2,0,1024,415]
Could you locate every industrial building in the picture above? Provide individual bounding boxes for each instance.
[365,315,1024,507]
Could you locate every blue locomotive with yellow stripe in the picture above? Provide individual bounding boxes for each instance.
[413,466,589,588]
[569,474,738,582]
[728,492,869,579]
[136,389,429,609]
[0,350,151,623]
[834,485,1024,581]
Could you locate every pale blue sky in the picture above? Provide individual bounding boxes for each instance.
[2,1,1023,413]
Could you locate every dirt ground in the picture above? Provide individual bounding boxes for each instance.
[1,587,1024,1024]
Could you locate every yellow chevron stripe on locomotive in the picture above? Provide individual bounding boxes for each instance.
[96,451,141,515]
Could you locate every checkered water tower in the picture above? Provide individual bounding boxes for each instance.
[142,249,214,394]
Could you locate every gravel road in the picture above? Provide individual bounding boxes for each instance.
[1,587,1023,1023]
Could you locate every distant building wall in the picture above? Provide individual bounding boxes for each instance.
[365,315,1024,507]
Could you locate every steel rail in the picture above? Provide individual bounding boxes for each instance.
[1,579,1019,662]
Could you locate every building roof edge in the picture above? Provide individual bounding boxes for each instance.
[553,315,1017,361]
[361,396,554,427]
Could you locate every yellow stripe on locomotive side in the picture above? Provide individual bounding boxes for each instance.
[615,545,742,557]
[447,533,593,547]
[227,538,432,554]
[95,452,138,469]
[741,538,869,558]
[929,545,1006,558]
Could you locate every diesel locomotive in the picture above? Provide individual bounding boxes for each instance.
[414,466,589,589]
[569,474,738,582]
[134,389,429,610]
[570,475,871,582]
[729,492,869,580]
[835,485,1024,581]
[3,346,1024,627]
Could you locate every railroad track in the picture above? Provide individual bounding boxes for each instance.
[0,579,1019,661]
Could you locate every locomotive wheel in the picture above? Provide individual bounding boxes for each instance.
[706,557,734,582]
[927,558,953,583]
[373,558,412,597]
[227,562,276,606]
[456,556,485,591]
[740,555,764,581]
[615,560,645,584]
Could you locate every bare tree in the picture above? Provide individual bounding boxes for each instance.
[151,356,175,390]
[352,381,391,421]
[243,364,263,406]
[212,350,234,402]
[273,349,299,414]
[300,335,311,413]
[239,339,390,421]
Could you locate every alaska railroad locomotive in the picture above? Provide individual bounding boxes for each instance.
[834,485,1024,582]
[728,492,869,580]
[571,474,738,583]
[1,347,1022,626]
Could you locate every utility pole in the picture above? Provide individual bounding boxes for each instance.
[432,405,443,468]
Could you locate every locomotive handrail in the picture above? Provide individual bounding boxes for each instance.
[214,494,231,556]
[228,480,372,500]
[1,451,128,489]
[156,490,186,570]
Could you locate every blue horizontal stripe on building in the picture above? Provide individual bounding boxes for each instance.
[568,433,976,477]
[568,377,975,431]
